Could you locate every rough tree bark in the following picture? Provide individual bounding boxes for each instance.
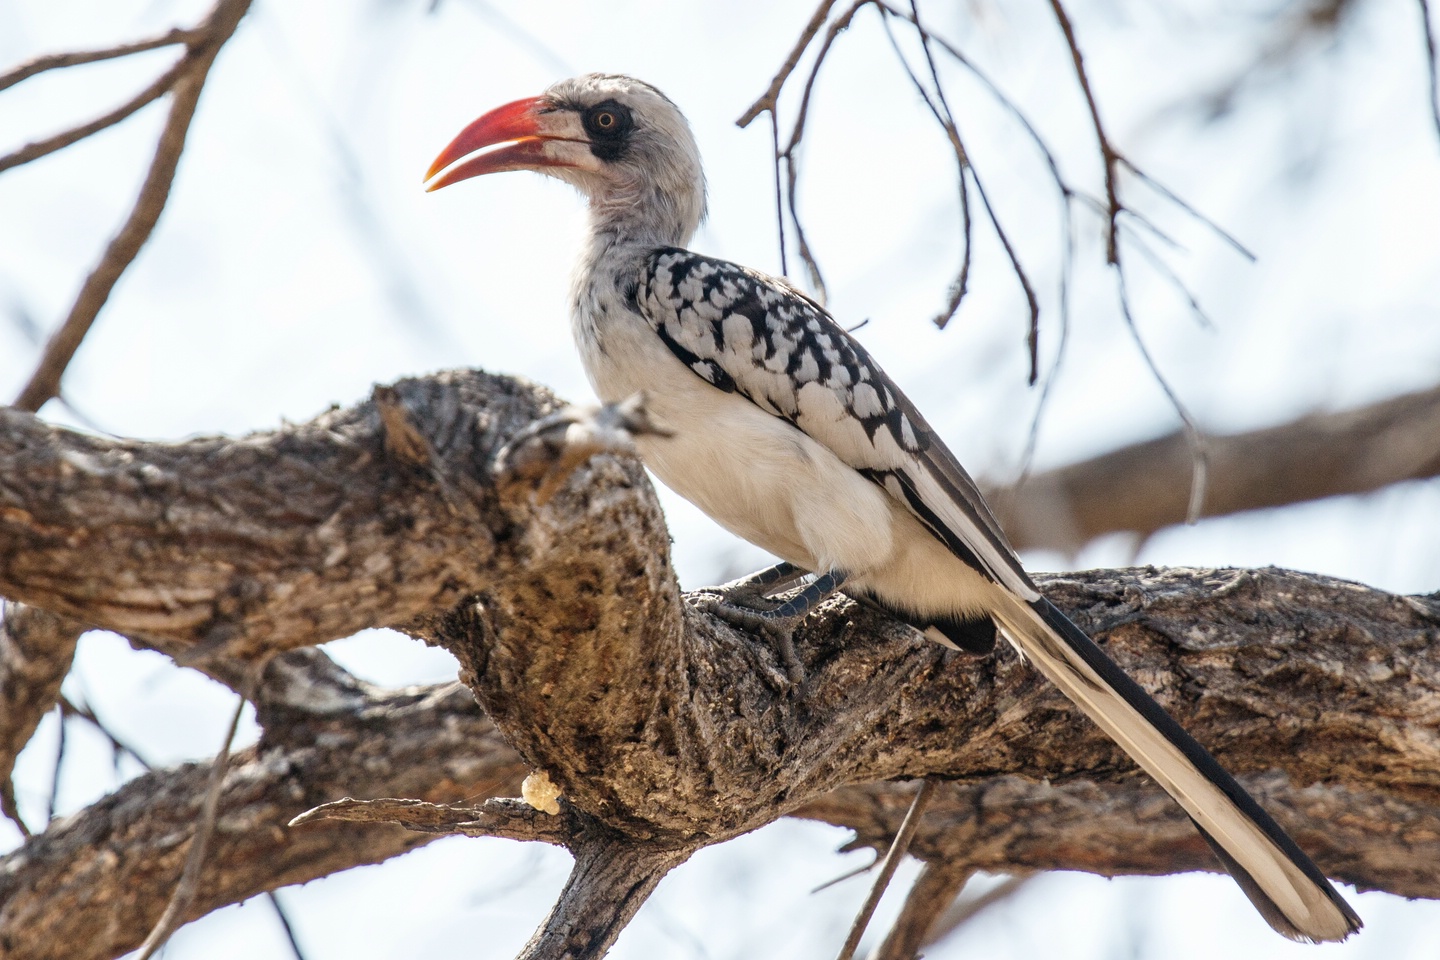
[0,369,1437,960]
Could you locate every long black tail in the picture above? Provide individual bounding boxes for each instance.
[991,596,1361,943]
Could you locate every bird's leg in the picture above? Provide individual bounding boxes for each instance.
[699,568,848,684]
[710,561,806,607]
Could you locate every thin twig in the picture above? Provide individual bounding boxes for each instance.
[60,694,152,771]
[834,779,936,960]
[133,693,247,960]
[0,27,198,94]
[11,0,252,412]
[1047,0,1122,265]
[969,170,1042,383]
[737,0,844,128]
[1012,201,1075,491]
[1114,263,1209,524]
[770,110,789,276]
[267,890,309,960]
[1119,158,1256,261]
[876,7,973,332]
[0,779,28,838]
[777,0,875,298]
[877,6,1039,377]
[45,704,65,826]
[1418,0,1440,145]
[868,860,972,960]
[1121,220,1216,330]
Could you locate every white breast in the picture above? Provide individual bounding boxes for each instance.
[571,247,998,624]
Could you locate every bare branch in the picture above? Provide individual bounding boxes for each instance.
[867,860,973,960]
[836,779,935,960]
[5,556,1439,957]
[875,8,975,332]
[995,380,1440,554]
[0,371,553,654]
[133,693,246,960]
[0,28,197,94]
[1046,0,1121,264]
[292,796,573,846]
[736,0,844,128]
[1113,262,1209,523]
[0,56,191,176]
[4,371,1439,957]
[10,0,253,412]
[775,0,875,299]
[265,892,307,960]
[516,838,693,960]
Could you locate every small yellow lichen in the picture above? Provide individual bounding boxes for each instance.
[521,770,563,815]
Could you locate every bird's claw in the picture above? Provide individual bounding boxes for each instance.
[694,594,805,688]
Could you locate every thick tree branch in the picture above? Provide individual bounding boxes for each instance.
[0,371,560,656]
[3,370,1438,960]
[997,381,1440,553]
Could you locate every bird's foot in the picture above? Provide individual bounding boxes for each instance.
[695,566,848,688]
[697,596,806,687]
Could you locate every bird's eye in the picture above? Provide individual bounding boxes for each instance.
[582,100,633,141]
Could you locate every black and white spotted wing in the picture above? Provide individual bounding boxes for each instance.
[634,247,1038,601]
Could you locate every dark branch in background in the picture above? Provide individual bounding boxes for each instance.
[58,695,152,773]
[995,379,1440,554]
[9,0,252,413]
[1422,0,1440,143]
[43,704,64,828]
[266,892,308,960]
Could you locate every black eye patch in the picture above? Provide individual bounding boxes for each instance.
[581,100,633,161]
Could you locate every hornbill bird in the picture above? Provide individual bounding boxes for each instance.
[425,72,1361,943]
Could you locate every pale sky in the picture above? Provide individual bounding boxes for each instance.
[1,0,1438,957]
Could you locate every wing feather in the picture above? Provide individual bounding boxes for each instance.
[636,247,1031,595]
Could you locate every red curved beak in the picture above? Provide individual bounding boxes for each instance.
[425,96,558,192]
